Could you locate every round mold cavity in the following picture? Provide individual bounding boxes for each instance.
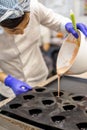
[63,105,75,111]
[23,95,34,100]
[53,91,64,97]
[35,87,46,92]
[29,108,42,117]
[10,103,22,109]
[51,115,65,124]
[72,95,84,101]
[77,122,87,130]
[42,99,55,106]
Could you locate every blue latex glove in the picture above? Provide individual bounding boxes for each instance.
[65,23,87,38]
[4,75,32,95]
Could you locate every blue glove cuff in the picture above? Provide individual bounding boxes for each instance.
[4,75,13,87]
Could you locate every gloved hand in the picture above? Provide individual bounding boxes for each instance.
[4,75,32,95]
[65,22,87,38]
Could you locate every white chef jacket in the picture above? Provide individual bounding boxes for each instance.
[0,0,71,97]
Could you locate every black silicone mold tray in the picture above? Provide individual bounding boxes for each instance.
[1,76,87,130]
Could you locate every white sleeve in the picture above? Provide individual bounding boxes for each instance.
[37,2,71,35]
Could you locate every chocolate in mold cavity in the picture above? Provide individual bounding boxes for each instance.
[23,95,35,100]
[77,122,87,130]
[10,103,22,109]
[51,115,65,124]
[35,87,46,92]
[63,104,75,111]
[42,99,55,106]
[29,108,42,117]
[72,95,85,101]
[53,91,64,97]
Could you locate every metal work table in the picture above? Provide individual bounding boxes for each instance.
[0,72,87,130]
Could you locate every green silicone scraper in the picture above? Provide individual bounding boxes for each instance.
[70,10,80,46]
[70,10,77,31]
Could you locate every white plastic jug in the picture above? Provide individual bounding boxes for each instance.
[56,30,87,76]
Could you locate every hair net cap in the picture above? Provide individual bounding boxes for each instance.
[0,0,30,22]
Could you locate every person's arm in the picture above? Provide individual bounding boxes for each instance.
[35,2,87,38]
[0,72,32,95]
[37,2,71,35]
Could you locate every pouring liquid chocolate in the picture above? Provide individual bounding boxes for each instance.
[57,33,80,97]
